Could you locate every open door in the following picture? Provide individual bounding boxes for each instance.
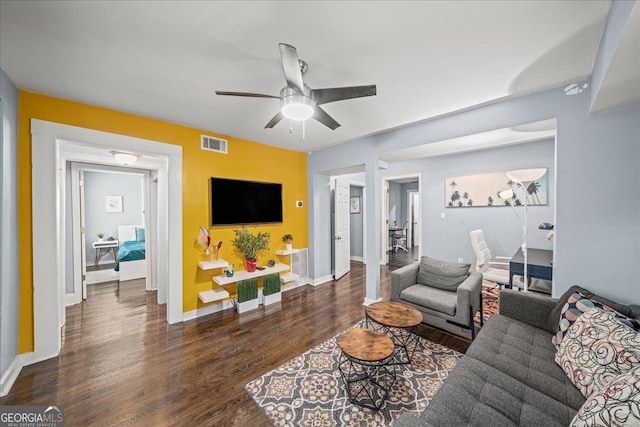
[333,178,351,280]
[80,171,88,299]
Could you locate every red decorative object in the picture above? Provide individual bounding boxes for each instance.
[246,258,257,272]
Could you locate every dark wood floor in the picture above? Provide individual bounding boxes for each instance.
[388,245,420,268]
[1,262,469,426]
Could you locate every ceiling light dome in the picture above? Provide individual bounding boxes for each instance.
[112,151,139,165]
[280,86,315,121]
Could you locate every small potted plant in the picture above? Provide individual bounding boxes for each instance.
[96,232,105,242]
[282,234,294,251]
[232,228,271,272]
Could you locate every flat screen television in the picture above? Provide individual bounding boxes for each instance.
[210,177,283,226]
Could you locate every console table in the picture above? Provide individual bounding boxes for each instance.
[509,248,553,289]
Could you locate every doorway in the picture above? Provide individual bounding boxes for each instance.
[29,119,182,365]
[382,174,421,268]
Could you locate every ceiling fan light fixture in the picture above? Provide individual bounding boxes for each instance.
[112,151,139,165]
[281,93,315,121]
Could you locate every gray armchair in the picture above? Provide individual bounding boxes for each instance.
[391,256,483,339]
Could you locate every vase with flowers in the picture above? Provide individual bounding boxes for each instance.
[195,226,212,257]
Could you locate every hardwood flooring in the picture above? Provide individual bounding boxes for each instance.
[1,262,470,426]
[388,246,419,268]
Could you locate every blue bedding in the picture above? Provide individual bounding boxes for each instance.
[114,240,146,271]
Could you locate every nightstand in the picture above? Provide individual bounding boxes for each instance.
[93,240,119,268]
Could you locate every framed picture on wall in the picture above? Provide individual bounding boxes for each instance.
[105,195,123,213]
[350,196,361,214]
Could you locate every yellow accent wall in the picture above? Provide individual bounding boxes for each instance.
[17,91,308,353]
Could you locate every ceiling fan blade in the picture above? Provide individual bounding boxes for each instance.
[264,111,284,129]
[215,91,279,99]
[279,43,305,94]
[312,85,377,105]
[313,106,341,130]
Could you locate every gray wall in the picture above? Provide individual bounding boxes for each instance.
[388,182,402,229]
[349,185,363,259]
[384,139,555,267]
[308,82,640,305]
[84,171,143,265]
[1,68,19,380]
[400,181,419,233]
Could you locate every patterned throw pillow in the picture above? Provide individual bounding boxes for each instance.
[570,366,640,427]
[556,308,640,398]
[553,291,640,348]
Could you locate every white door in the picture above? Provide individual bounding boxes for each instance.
[412,192,421,247]
[80,172,88,300]
[333,179,351,280]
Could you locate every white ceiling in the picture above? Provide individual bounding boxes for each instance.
[0,1,613,152]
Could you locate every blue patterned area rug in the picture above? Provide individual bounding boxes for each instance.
[245,321,462,426]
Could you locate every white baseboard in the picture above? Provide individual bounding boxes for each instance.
[182,300,235,321]
[311,275,333,287]
[362,297,382,306]
[0,355,22,397]
[350,256,364,263]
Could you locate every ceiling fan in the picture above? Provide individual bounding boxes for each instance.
[215,43,377,130]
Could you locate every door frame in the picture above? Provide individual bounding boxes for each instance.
[69,163,153,305]
[406,189,420,248]
[381,173,422,264]
[29,119,183,365]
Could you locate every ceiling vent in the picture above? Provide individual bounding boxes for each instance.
[201,135,228,154]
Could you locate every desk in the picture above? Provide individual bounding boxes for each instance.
[509,248,552,288]
[93,240,119,268]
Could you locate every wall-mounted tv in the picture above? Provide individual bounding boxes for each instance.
[210,177,283,226]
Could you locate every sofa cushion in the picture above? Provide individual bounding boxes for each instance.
[570,366,640,427]
[418,356,578,427]
[416,256,470,291]
[400,285,457,316]
[547,285,640,335]
[553,291,640,348]
[556,308,640,398]
[466,314,586,410]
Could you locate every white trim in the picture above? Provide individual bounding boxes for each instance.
[0,356,22,397]
[182,300,235,322]
[311,275,334,286]
[362,297,383,306]
[30,119,183,363]
[350,256,364,262]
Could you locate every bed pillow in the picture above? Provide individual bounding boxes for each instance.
[135,227,145,242]
[553,291,640,348]
[555,307,640,398]
[570,366,640,426]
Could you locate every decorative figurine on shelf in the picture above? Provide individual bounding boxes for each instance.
[267,259,275,267]
[282,234,294,251]
[195,226,211,256]
[224,264,234,277]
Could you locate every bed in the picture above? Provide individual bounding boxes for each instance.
[116,225,147,281]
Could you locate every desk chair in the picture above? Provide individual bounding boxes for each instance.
[469,229,511,289]
[392,220,409,253]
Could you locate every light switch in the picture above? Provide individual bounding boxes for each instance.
[440,212,446,219]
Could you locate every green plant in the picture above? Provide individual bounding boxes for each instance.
[263,273,281,296]
[282,234,294,243]
[237,279,258,303]
[97,232,105,238]
[232,228,270,261]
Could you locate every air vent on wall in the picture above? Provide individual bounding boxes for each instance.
[201,135,228,154]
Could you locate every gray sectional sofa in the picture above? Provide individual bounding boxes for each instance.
[393,286,640,426]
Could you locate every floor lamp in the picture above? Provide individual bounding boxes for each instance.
[503,168,547,292]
